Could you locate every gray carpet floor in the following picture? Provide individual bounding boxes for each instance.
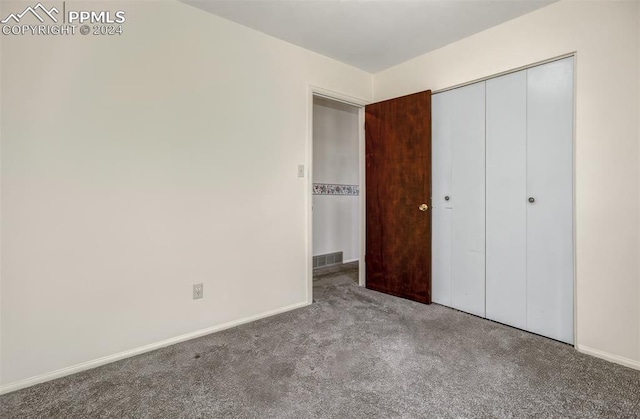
[1,266,639,418]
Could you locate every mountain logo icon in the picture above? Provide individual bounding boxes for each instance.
[1,3,59,24]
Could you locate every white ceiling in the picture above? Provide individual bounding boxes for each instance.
[183,0,555,73]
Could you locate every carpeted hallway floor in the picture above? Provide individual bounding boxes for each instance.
[1,266,639,418]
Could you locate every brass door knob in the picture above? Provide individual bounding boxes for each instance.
[419,203,429,212]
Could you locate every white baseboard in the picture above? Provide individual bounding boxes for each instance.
[0,301,310,396]
[576,344,640,370]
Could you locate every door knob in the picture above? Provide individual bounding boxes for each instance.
[528,197,535,203]
[419,203,429,211]
[444,196,450,201]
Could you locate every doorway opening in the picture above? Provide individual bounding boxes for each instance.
[310,94,365,296]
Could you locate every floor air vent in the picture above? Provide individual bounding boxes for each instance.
[313,251,343,269]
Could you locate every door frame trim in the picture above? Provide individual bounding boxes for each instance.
[306,86,370,304]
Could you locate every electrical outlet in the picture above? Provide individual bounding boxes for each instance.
[193,283,203,300]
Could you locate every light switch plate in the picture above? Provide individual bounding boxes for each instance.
[297,165,305,178]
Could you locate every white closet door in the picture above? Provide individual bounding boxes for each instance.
[485,70,528,329]
[526,57,574,344]
[431,93,453,306]
[449,83,486,317]
[432,84,485,314]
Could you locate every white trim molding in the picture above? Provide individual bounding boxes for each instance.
[0,301,310,395]
[576,344,640,371]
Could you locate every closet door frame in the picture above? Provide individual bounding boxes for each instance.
[431,52,577,345]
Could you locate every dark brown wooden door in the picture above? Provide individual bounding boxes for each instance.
[365,91,432,304]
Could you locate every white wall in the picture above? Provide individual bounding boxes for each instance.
[375,0,640,367]
[0,0,371,389]
[312,97,360,262]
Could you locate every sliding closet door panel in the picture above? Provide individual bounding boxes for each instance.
[431,93,453,305]
[450,83,486,317]
[526,57,574,344]
[485,71,527,329]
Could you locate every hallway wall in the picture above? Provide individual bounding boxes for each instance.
[312,97,360,263]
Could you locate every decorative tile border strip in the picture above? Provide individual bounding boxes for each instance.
[313,183,359,196]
